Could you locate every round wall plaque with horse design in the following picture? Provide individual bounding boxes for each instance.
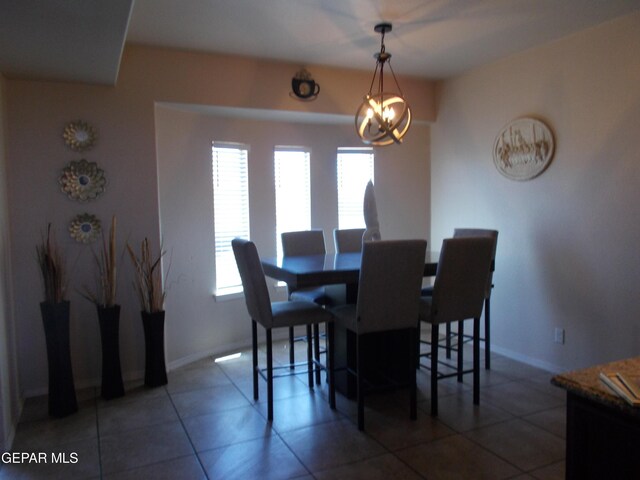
[493,117,555,181]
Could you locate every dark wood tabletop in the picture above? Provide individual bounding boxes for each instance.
[261,251,440,289]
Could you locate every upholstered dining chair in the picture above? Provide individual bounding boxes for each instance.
[232,238,336,421]
[333,228,366,253]
[422,229,498,369]
[453,229,498,368]
[331,239,427,430]
[419,237,494,416]
[281,230,330,382]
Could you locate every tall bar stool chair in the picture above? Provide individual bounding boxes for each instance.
[422,229,498,369]
[281,230,330,382]
[232,238,336,421]
[452,229,498,368]
[419,237,494,416]
[333,228,366,253]
[331,239,426,430]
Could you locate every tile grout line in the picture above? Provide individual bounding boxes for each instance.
[218,349,405,477]
[164,382,212,480]
[9,348,566,479]
[203,355,336,475]
[459,401,566,477]
[93,390,105,480]
[209,356,319,478]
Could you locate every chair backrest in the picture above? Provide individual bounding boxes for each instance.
[356,239,427,334]
[333,228,365,253]
[453,228,498,299]
[430,237,493,324]
[281,229,326,256]
[232,238,274,328]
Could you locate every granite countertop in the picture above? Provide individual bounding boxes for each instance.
[551,357,640,416]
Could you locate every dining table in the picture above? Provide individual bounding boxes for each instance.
[261,250,440,294]
[261,250,441,397]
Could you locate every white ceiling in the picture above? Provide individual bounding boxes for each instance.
[1,0,640,85]
[0,0,134,84]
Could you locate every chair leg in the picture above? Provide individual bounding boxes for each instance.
[457,320,464,382]
[357,335,364,430]
[327,322,336,410]
[416,319,421,370]
[431,324,439,416]
[484,297,491,370]
[289,326,295,370]
[306,325,314,389]
[266,329,274,421]
[473,317,480,405]
[410,328,417,420]
[445,322,452,359]
[314,323,321,385]
[252,320,259,401]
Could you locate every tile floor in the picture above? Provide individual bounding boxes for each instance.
[1,336,567,479]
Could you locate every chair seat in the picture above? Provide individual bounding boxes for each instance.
[271,300,334,328]
[290,287,331,306]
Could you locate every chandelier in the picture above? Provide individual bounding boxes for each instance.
[355,23,412,146]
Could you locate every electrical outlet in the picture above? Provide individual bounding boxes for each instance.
[554,328,565,345]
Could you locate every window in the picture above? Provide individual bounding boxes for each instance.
[212,142,250,295]
[274,147,311,257]
[337,148,375,229]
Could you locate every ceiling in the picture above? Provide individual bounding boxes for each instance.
[1,0,640,85]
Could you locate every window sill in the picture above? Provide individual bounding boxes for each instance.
[214,287,244,302]
[213,284,287,303]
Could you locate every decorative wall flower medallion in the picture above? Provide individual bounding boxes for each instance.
[69,213,101,244]
[59,159,106,202]
[493,118,555,181]
[63,120,97,152]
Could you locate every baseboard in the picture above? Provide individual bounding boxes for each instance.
[490,344,564,374]
[167,329,291,371]
[22,331,296,399]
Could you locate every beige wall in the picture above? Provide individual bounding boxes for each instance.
[155,105,429,364]
[4,46,434,395]
[0,73,20,450]
[431,12,640,371]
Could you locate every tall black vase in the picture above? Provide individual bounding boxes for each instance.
[141,310,168,387]
[40,301,78,418]
[97,305,125,400]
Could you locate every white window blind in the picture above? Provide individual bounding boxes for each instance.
[337,148,375,229]
[274,147,311,257]
[212,142,250,295]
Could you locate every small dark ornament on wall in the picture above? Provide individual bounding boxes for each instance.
[290,69,320,101]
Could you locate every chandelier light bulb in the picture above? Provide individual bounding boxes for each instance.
[383,106,394,122]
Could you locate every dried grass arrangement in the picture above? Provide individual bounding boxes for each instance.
[127,238,166,313]
[82,215,118,307]
[36,223,67,304]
